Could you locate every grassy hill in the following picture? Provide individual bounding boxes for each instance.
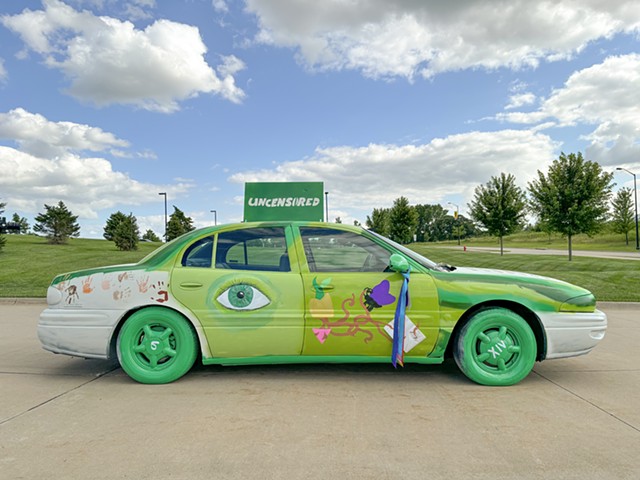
[0,232,638,301]
[0,234,160,297]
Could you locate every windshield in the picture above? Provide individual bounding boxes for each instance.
[367,230,444,271]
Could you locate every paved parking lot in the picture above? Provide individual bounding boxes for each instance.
[1,302,639,479]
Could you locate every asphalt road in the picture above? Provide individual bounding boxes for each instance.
[1,303,639,480]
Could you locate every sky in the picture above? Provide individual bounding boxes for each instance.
[1,0,639,239]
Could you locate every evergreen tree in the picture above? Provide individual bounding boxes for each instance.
[366,207,390,237]
[104,211,128,241]
[388,196,418,244]
[11,213,29,234]
[529,152,613,260]
[113,213,140,251]
[166,206,195,241]
[141,229,161,242]
[610,187,634,246]
[468,173,527,255]
[33,201,81,244]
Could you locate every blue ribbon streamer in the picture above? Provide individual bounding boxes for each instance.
[391,268,411,368]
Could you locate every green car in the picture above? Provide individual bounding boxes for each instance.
[38,222,607,386]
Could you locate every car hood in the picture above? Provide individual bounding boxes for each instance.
[431,266,594,313]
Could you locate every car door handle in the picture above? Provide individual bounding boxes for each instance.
[179,282,203,289]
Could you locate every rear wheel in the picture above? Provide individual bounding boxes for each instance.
[454,308,537,386]
[117,307,197,384]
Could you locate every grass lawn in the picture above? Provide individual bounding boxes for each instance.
[0,235,159,297]
[440,230,639,252]
[410,245,640,303]
[1,233,638,302]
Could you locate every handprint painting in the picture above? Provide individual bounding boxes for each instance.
[39,222,607,386]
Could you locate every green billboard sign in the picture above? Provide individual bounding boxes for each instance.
[244,182,324,221]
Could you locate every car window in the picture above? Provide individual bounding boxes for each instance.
[216,227,290,272]
[181,236,213,268]
[299,227,391,272]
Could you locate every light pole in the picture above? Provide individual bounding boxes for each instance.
[158,192,167,242]
[447,202,460,246]
[210,209,217,226]
[325,191,329,222]
[616,167,639,250]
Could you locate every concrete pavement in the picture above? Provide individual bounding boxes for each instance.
[1,303,639,479]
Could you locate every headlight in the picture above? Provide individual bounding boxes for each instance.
[560,293,596,312]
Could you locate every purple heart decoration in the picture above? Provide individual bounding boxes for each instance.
[370,280,396,306]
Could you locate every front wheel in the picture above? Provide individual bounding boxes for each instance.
[117,307,198,384]
[454,308,537,386]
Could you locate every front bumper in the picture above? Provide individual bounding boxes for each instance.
[38,308,123,359]
[538,309,607,359]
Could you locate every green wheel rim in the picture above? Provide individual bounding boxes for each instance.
[454,308,536,386]
[117,307,197,384]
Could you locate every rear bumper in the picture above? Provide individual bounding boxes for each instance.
[538,309,607,359]
[38,308,121,359]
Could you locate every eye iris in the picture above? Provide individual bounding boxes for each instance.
[229,285,253,308]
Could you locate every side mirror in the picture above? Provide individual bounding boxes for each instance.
[389,254,410,273]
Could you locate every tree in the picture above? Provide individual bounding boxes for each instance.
[414,204,450,242]
[388,196,418,244]
[104,211,128,241]
[610,187,635,246]
[11,213,29,234]
[113,213,140,251]
[33,201,81,244]
[334,216,342,224]
[468,173,527,255]
[166,206,195,241]
[366,207,390,237]
[0,202,6,252]
[528,152,613,260]
[141,229,161,242]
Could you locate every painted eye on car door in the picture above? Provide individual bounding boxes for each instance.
[216,283,270,311]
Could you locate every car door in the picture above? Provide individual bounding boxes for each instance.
[171,225,305,358]
[297,226,440,359]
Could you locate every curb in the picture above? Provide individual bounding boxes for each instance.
[0,298,47,305]
[597,301,640,310]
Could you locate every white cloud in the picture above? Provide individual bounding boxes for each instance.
[0,108,129,158]
[230,130,559,214]
[500,54,640,167]
[0,146,189,218]
[0,109,189,221]
[212,0,229,13]
[506,93,536,110]
[244,0,640,79]
[2,0,246,112]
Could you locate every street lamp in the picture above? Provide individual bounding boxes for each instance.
[158,192,167,242]
[447,202,461,246]
[210,209,217,226]
[325,191,329,222]
[616,167,639,250]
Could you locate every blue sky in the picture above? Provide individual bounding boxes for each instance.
[1,0,639,238]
